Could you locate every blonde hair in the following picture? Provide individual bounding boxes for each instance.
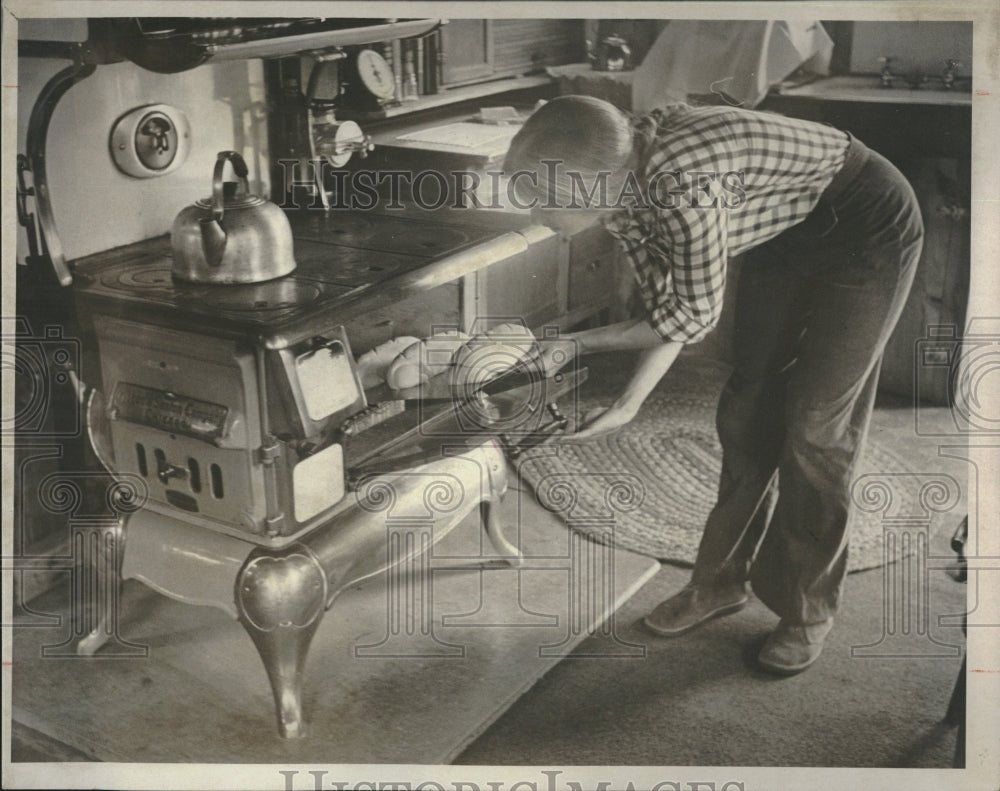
[504,96,635,208]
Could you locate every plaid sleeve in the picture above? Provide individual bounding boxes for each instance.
[609,206,728,344]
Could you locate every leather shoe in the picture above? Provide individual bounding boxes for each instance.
[757,618,834,675]
[643,584,749,637]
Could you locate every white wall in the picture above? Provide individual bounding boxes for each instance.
[16,19,270,263]
[849,21,972,78]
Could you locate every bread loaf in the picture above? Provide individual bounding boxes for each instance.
[355,336,421,389]
[453,323,537,388]
[385,330,470,391]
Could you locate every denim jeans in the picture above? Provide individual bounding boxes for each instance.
[690,137,923,626]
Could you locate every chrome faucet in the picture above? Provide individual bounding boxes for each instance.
[941,59,963,90]
[878,56,897,88]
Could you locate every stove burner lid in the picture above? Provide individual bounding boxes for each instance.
[290,213,478,257]
[113,264,176,291]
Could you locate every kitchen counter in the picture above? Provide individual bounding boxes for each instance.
[773,74,972,107]
[762,74,972,405]
[761,75,972,161]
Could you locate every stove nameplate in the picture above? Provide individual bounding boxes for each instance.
[112,382,229,442]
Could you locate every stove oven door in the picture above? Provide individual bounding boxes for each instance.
[94,316,271,536]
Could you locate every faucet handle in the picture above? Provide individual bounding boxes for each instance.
[941,59,963,89]
[877,56,897,87]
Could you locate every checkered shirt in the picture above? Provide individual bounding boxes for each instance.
[603,105,850,343]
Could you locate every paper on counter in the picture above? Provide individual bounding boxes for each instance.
[395,122,522,154]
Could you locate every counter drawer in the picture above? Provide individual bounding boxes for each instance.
[568,226,619,313]
[346,285,462,354]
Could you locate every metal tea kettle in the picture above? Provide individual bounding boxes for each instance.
[594,34,633,72]
[171,150,296,284]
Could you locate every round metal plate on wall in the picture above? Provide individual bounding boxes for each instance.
[110,103,191,178]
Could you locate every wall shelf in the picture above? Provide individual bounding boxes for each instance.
[336,74,554,122]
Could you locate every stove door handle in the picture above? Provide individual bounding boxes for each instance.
[499,404,570,459]
[154,452,189,485]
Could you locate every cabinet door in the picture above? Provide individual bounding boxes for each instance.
[879,157,970,404]
[440,20,494,85]
[469,232,561,330]
[568,225,619,315]
[347,285,463,354]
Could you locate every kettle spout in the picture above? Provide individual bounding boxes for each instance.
[199,218,227,268]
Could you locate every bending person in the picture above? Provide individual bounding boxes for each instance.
[504,96,922,675]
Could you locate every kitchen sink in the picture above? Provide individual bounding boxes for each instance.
[775,74,972,107]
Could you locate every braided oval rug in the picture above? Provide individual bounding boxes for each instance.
[516,356,922,573]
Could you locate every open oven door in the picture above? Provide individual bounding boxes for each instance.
[344,364,589,483]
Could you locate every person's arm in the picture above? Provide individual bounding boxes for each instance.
[573,318,665,352]
[539,317,663,377]
[564,203,728,438]
[538,316,683,439]
[570,338,683,440]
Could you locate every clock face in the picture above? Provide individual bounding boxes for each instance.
[356,49,396,101]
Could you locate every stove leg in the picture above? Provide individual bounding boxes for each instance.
[76,517,131,657]
[240,616,324,739]
[481,498,523,567]
[236,549,328,739]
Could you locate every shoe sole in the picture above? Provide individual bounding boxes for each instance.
[756,653,821,676]
[642,598,748,638]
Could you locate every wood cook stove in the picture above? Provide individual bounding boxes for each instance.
[68,211,580,738]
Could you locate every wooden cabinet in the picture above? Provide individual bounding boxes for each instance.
[337,222,619,355]
[462,219,622,334]
[440,20,494,85]
[440,19,584,86]
[878,157,971,403]
[567,225,619,314]
[759,92,971,404]
[468,231,563,330]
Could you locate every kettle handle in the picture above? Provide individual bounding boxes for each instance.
[210,150,251,223]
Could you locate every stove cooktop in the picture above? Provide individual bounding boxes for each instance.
[72,212,503,337]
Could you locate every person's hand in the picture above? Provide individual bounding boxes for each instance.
[538,336,580,377]
[565,403,637,441]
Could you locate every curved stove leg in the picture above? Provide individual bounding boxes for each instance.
[481,498,523,567]
[236,549,328,739]
[75,517,138,657]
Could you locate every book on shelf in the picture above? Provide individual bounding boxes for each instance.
[422,30,441,95]
[391,39,403,102]
[415,37,424,96]
[401,39,419,101]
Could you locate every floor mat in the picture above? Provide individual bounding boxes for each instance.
[517,356,922,572]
